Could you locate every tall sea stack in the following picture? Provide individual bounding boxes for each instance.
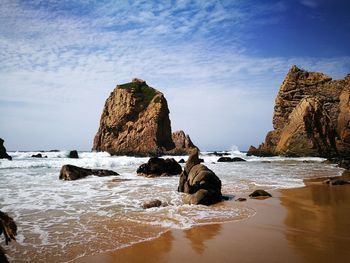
[93,78,197,156]
[248,66,350,157]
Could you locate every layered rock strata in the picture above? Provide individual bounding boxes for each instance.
[93,79,197,156]
[248,66,350,157]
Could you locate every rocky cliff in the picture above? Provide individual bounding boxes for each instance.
[248,66,350,157]
[93,79,197,156]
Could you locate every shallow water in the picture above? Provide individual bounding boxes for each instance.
[0,150,343,262]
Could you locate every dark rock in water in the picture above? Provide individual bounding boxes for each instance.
[217,157,246,162]
[49,149,60,152]
[249,190,272,198]
[178,149,222,205]
[324,157,350,170]
[199,158,204,163]
[31,153,47,158]
[137,157,182,177]
[142,199,162,209]
[178,158,185,163]
[0,210,17,263]
[68,150,79,159]
[235,198,247,202]
[232,157,246,162]
[217,157,233,162]
[0,138,12,160]
[59,164,119,180]
[0,211,17,245]
[323,178,350,186]
[339,158,350,170]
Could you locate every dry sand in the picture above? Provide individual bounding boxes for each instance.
[74,171,350,263]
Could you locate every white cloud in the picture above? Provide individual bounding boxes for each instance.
[0,0,349,151]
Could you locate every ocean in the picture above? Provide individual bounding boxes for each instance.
[0,150,344,262]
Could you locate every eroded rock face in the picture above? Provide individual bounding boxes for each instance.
[59,164,119,180]
[93,79,197,156]
[171,130,197,154]
[178,149,222,205]
[0,138,12,160]
[248,66,350,157]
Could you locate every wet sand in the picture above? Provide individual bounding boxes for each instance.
[75,171,350,263]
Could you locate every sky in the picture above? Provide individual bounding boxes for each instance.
[0,0,350,151]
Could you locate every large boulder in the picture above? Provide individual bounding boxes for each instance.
[92,78,197,156]
[59,164,119,180]
[248,66,350,157]
[178,149,222,205]
[137,157,182,177]
[0,138,12,160]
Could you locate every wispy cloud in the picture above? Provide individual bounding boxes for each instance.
[0,0,349,150]
[300,0,319,8]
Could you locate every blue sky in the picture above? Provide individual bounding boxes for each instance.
[1,0,350,151]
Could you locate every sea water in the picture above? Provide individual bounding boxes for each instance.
[0,150,344,262]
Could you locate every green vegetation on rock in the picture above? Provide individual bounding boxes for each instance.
[118,81,157,106]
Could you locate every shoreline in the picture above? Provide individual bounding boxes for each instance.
[74,171,350,263]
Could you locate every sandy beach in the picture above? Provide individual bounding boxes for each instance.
[74,171,350,263]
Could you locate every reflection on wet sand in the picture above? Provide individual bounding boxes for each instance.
[74,229,174,263]
[185,224,221,254]
[281,171,350,263]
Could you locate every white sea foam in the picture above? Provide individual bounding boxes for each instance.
[0,150,344,262]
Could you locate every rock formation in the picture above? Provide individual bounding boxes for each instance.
[68,150,79,159]
[0,210,17,263]
[249,189,272,198]
[0,138,12,160]
[217,157,246,162]
[170,130,197,154]
[93,79,197,156]
[136,157,182,177]
[248,66,350,157]
[31,153,47,158]
[59,165,119,180]
[178,149,222,205]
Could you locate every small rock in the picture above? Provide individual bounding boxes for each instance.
[137,157,182,177]
[217,157,233,162]
[0,138,12,160]
[142,199,162,209]
[31,153,47,158]
[323,179,350,186]
[178,159,185,163]
[68,150,79,159]
[235,198,247,202]
[249,190,272,198]
[232,157,246,162]
[59,164,119,180]
[217,157,246,162]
